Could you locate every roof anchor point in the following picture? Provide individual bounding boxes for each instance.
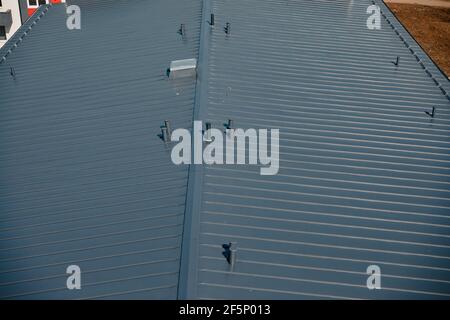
[425,107,436,118]
[392,56,400,67]
[10,67,16,79]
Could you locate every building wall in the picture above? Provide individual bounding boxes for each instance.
[0,0,23,48]
[25,0,65,17]
[0,0,66,48]
[18,0,29,24]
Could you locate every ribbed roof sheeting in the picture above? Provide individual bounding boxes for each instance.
[184,0,450,299]
[0,0,201,299]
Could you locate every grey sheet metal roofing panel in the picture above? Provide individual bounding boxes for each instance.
[1,0,450,300]
[0,0,201,299]
[180,0,450,299]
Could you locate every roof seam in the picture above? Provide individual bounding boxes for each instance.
[177,0,211,300]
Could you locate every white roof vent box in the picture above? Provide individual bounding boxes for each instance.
[167,58,197,79]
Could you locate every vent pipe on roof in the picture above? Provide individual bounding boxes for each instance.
[10,67,16,79]
[160,120,173,143]
[178,24,186,36]
[226,119,233,130]
[209,14,215,26]
[229,249,237,268]
[222,242,237,268]
[204,122,212,142]
[164,120,172,137]
[161,127,170,143]
[224,22,230,35]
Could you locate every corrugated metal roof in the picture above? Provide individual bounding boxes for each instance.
[2,0,450,300]
[0,0,201,299]
[180,0,450,299]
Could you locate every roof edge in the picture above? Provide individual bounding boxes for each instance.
[0,4,52,65]
[375,0,450,102]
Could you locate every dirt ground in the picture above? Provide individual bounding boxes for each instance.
[385,2,450,77]
[385,0,450,8]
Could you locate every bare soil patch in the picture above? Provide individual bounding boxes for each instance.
[386,3,450,78]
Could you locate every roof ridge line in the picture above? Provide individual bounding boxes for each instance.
[177,0,212,300]
[0,4,53,65]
